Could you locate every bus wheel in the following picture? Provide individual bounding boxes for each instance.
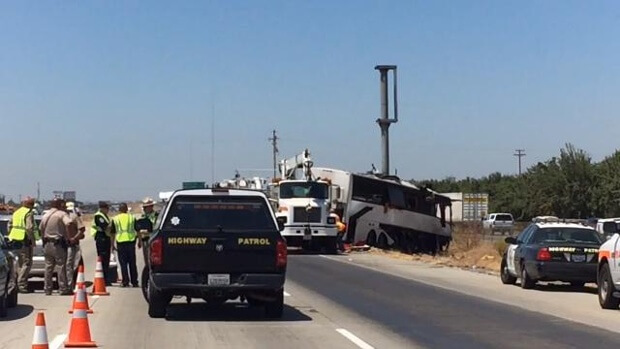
[366,231,377,247]
[377,233,388,249]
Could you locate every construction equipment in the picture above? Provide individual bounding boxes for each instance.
[271,149,340,253]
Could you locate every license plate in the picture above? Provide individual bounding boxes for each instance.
[207,274,230,286]
[571,254,586,262]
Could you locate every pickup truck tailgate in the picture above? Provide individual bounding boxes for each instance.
[156,194,281,274]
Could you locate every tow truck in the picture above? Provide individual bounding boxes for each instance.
[270,149,339,253]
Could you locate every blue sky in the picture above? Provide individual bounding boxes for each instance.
[1,1,619,201]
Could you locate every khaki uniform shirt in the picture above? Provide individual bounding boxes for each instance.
[39,208,73,240]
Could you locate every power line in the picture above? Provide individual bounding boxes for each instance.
[514,149,526,175]
[268,130,279,178]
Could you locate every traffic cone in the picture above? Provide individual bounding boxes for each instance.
[64,307,97,348]
[69,284,93,314]
[32,311,49,349]
[90,256,109,296]
[74,264,85,293]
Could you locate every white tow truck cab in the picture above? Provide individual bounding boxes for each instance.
[270,149,339,253]
[597,232,620,309]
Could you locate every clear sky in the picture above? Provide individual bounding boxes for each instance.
[2,1,619,202]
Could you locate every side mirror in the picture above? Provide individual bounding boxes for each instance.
[505,237,518,245]
[276,217,286,232]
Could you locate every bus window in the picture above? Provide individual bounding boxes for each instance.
[351,175,388,204]
[387,185,406,208]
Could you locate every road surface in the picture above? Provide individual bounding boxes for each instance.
[2,241,620,348]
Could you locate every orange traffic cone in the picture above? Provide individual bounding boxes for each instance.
[69,284,93,314]
[73,264,85,293]
[91,256,109,296]
[64,307,97,348]
[32,311,49,349]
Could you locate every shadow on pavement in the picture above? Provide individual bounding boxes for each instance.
[164,302,312,322]
[0,304,34,321]
[519,282,598,294]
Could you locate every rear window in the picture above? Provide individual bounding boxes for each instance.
[530,228,602,245]
[602,221,618,235]
[162,195,276,231]
[495,214,513,221]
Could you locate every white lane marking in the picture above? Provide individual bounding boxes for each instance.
[50,334,67,349]
[336,329,374,349]
[92,295,100,300]
[284,291,291,297]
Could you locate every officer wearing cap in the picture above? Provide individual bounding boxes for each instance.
[65,201,85,291]
[91,201,113,285]
[136,197,158,263]
[39,197,75,295]
[8,196,39,293]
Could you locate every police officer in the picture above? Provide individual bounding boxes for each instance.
[92,201,113,285]
[111,203,138,287]
[39,198,74,296]
[65,201,85,291]
[136,197,158,263]
[7,197,39,293]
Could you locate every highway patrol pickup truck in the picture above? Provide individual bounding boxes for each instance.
[146,188,287,319]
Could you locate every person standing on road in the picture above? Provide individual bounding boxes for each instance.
[136,197,158,263]
[91,201,113,286]
[65,201,85,291]
[39,198,75,296]
[7,197,39,293]
[111,203,139,287]
[330,210,346,252]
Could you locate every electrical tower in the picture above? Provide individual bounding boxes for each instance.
[268,130,279,178]
[514,149,526,175]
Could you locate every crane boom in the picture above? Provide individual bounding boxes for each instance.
[278,149,314,180]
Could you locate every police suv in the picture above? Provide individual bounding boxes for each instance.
[501,218,602,289]
[597,231,620,309]
[145,188,287,318]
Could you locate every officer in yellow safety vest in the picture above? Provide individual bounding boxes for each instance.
[8,197,39,293]
[110,203,138,287]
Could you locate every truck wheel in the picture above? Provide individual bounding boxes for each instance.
[264,290,284,319]
[148,279,169,318]
[141,266,149,303]
[0,291,7,318]
[377,234,388,249]
[366,231,377,247]
[325,238,338,254]
[7,284,18,308]
[520,264,535,289]
[598,263,620,309]
[500,257,516,285]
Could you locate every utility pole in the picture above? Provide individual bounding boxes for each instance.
[36,182,40,201]
[268,130,279,178]
[514,149,526,175]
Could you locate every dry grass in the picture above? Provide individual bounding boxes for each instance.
[366,222,503,273]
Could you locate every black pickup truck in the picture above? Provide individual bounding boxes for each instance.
[146,188,288,319]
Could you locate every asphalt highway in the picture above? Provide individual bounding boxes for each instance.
[2,241,620,349]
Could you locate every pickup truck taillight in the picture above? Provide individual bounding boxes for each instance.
[150,237,163,266]
[536,247,551,261]
[276,239,287,267]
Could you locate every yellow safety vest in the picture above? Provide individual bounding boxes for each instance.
[114,213,136,243]
[8,207,38,241]
[90,211,111,237]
